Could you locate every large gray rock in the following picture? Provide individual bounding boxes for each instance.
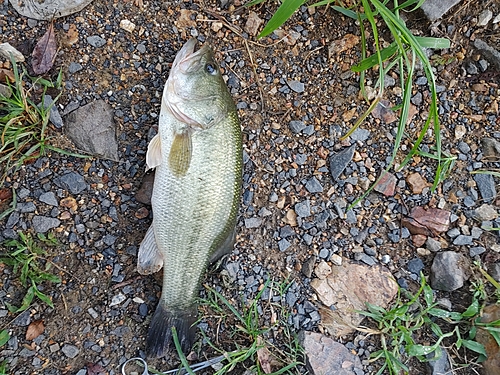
[9,0,94,21]
[430,251,470,291]
[299,331,362,375]
[64,100,119,161]
[420,0,462,21]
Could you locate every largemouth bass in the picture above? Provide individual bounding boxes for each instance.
[137,39,242,358]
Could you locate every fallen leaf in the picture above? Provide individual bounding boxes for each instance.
[61,24,79,47]
[87,363,107,375]
[26,320,44,341]
[256,337,281,374]
[0,68,15,84]
[32,21,57,75]
[0,188,12,202]
[176,9,196,28]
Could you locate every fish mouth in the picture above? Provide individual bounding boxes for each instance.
[173,39,211,73]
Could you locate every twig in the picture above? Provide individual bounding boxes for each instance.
[243,39,266,113]
[111,275,142,290]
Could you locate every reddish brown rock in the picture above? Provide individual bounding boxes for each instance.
[412,234,427,247]
[406,172,429,194]
[374,171,397,197]
[475,304,500,375]
[402,206,451,236]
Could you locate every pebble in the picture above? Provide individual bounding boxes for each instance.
[32,216,61,233]
[110,294,126,307]
[453,235,473,246]
[244,217,263,228]
[0,42,25,62]
[120,19,136,33]
[86,35,106,48]
[407,258,424,274]
[374,172,397,197]
[61,344,79,358]
[287,80,305,93]
[68,62,83,74]
[305,177,323,193]
[477,10,493,26]
[430,251,469,291]
[295,200,311,218]
[54,172,87,194]
[470,247,486,257]
[289,120,306,133]
[426,237,442,252]
[474,204,498,221]
[39,192,58,206]
[329,144,355,180]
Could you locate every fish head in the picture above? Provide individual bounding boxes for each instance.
[164,39,233,130]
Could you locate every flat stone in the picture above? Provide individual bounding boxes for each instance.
[453,235,473,246]
[301,256,316,278]
[402,207,450,236]
[329,144,355,180]
[39,192,58,206]
[0,42,25,62]
[477,10,493,27]
[64,100,119,161]
[244,217,263,228]
[407,258,425,274]
[68,62,83,74]
[289,120,306,134]
[311,259,397,336]
[430,251,470,292]
[426,237,442,252]
[295,200,311,218]
[86,35,106,48]
[474,39,500,70]
[244,11,263,36]
[54,172,87,194]
[287,80,305,93]
[299,331,362,375]
[61,344,79,359]
[474,173,497,203]
[305,177,323,193]
[350,128,370,142]
[9,0,94,20]
[374,171,397,197]
[420,0,462,21]
[470,247,486,257]
[32,216,61,233]
[475,305,500,375]
[406,172,429,194]
[427,346,452,375]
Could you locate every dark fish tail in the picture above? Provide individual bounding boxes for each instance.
[146,302,197,358]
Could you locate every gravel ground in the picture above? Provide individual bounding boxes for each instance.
[1,0,500,374]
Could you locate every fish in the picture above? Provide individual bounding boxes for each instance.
[137,38,243,358]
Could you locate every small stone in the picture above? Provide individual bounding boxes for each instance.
[477,10,493,26]
[49,343,60,353]
[454,125,467,139]
[289,120,306,133]
[314,260,332,280]
[120,19,136,33]
[430,251,469,292]
[407,258,425,274]
[350,128,371,142]
[474,204,498,221]
[306,177,323,193]
[407,172,428,194]
[68,62,83,74]
[110,293,126,307]
[295,200,311,218]
[39,192,58,206]
[61,344,79,359]
[374,171,397,197]
[287,80,305,93]
[278,238,291,252]
[470,247,486,257]
[426,237,442,252]
[244,11,263,36]
[32,216,61,233]
[481,138,500,160]
[331,254,342,266]
[86,35,106,48]
[329,144,356,180]
[402,207,450,236]
[474,173,497,203]
[453,235,473,246]
[427,346,452,375]
[302,256,316,278]
[412,234,427,247]
[244,217,263,228]
[0,42,25,62]
[54,172,87,194]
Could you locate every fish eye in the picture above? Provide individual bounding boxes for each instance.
[205,63,218,75]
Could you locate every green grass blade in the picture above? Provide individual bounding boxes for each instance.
[258,0,305,38]
[0,330,9,347]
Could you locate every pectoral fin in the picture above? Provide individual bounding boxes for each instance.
[146,134,162,171]
[137,224,163,274]
[168,130,192,177]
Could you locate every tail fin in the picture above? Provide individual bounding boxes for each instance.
[146,303,197,358]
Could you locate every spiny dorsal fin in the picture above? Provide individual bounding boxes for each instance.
[168,130,192,177]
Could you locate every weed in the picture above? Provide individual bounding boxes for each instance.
[0,231,61,313]
[246,0,452,206]
[358,267,500,374]
[0,56,86,184]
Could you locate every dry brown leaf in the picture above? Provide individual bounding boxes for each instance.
[0,68,15,83]
[61,24,79,47]
[0,188,12,202]
[26,319,44,341]
[32,21,57,75]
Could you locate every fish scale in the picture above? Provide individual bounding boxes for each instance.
[137,39,242,358]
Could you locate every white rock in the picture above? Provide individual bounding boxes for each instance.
[0,42,25,62]
[477,10,493,26]
[110,293,126,306]
[120,19,136,33]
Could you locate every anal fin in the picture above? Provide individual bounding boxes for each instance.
[137,224,163,275]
